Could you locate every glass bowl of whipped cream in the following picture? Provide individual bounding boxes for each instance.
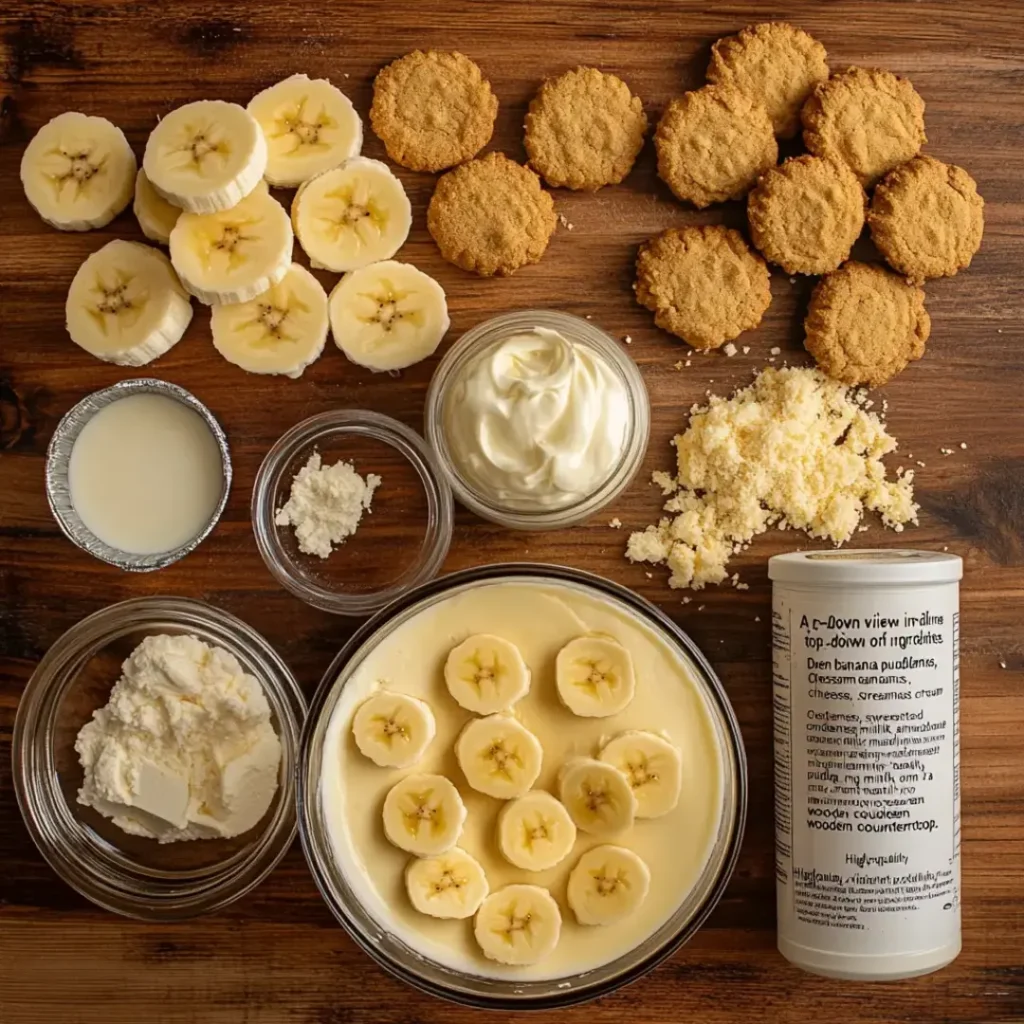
[425,311,650,529]
[298,564,746,1008]
[12,597,306,920]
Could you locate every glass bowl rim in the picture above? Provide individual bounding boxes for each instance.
[12,595,307,921]
[251,408,454,617]
[297,562,748,1009]
[424,310,650,531]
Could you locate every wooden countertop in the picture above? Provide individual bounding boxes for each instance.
[1,2,1022,1021]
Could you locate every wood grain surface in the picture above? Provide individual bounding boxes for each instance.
[2,2,1023,1021]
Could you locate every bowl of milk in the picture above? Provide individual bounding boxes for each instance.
[45,378,231,571]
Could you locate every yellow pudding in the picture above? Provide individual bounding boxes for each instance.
[321,579,727,980]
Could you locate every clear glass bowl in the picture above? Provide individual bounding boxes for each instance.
[424,311,650,530]
[252,410,454,616]
[298,564,747,1009]
[12,597,307,921]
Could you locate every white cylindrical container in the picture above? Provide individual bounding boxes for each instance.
[769,550,962,980]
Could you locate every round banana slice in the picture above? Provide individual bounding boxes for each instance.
[170,186,293,305]
[455,714,543,800]
[292,157,411,272]
[567,845,651,926]
[382,773,466,856]
[144,99,267,214]
[558,758,636,837]
[65,239,193,366]
[211,263,328,378]
[21,111,136,231]
[444,634,531,714]
[133,168,182,245]
[351,690,436,769]
[498,790,577,871]
[248,74,363,187]
[598,730,683,819]
[474,884,562,966]
[405,847,489,920]
[555,636,636,718]
[329,260,449,372]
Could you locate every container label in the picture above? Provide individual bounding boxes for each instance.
[773,584,960,957]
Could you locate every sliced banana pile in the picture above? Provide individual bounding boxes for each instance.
[382,773,467,856]
[444,634,531,714]
[555,636,637,717]
[211,263,328,378]
[351,690,436,768]
[292,158,411,272]
[65,239,193,366]
[248,74,363,188]
[599,729,683,819]
[474,884,563,966]
[405,847,489,920]
[329,260,450,372]
[21,112,136,231]
[456,714,543,800]
[566,845,651,926]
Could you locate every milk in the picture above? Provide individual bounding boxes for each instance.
[69,393,224,555]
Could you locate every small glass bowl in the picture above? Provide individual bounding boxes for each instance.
[298,564,747,1009]
[424,310,650,530]
[45,378,232,572]
[12,597,306,921]
[252,410,454,617]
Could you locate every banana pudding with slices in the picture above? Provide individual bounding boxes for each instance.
[321,578,726,979]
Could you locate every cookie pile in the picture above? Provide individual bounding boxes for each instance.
[636,21,984,387]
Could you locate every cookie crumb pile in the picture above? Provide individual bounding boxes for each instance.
[627,367,919,589]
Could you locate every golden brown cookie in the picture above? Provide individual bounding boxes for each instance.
[427,152,557,276]
[655,85,778,209]
[867,155,984,283]
[802,67,926,187]
[747,155,866,275]
[635,225,772,349]
[524,66,647,191]
[370,50,498,172]
[805,261,930,386]
[707,22,829,139]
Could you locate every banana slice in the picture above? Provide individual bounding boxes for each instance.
[144,100,267,214]
[211,263,328,377]
[405,847,489,920]
[248,74,363,187]
[566,845,651,926]
[382,773,466,855]
[474,884,562,966]
[456,715,543,800]
[558,758,636,837]
[329,260,449,372]
[598,730,683,819]
[444,634,531,714]
[21,111,136,231]
[169,186,293,305]
[133,169,182,245]
[292,157,411,272]
[351,690,436,769]
[555,636,636,718]
[497,791,577,871]
[65,239,193,366]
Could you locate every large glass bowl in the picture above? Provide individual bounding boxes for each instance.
[298,564,747,1009]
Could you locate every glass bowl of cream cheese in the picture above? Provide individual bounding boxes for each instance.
[298,563,746,1008]
[425,311,650,529]
[12,597,306,920]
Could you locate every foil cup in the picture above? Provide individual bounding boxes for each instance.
[45,378,232,572]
